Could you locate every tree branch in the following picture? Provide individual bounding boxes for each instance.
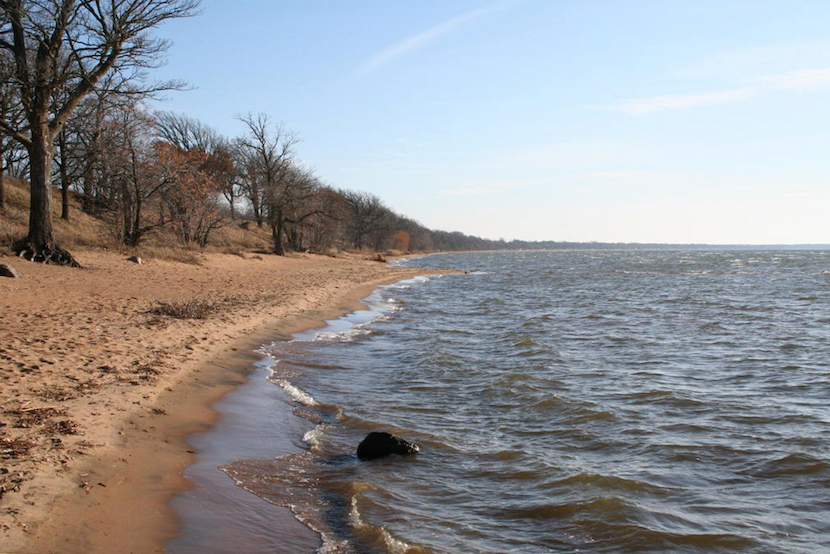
[0,117,30,146]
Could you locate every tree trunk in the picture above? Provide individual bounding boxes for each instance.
[15,124,80,266]
[0,165,5,210]
[250,188,263,227]
[272,212,285,256]
[60,178,70,220]
[81,169,94,212]
[128,195,144,247]
[27,132,56,248]
[58,131,70,221]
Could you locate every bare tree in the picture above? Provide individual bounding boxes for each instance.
[265,163,328,255]
[99,100,167,245]
[212,139,241,219]
[236,113,298,241]
[154,111,218,152]
[54,123,79,220]
[304,186,349,252]
[154,141,224,247]
[155,111,239,218]
[341,190,393,251]
[65,91,130,215]
[0,0,200,265]
[0,53,23,209]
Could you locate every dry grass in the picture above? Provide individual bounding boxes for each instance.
[0,177,115,251]
[0,178,30,249]
[130,245,204,265]
[149,297,219,319]
[1,178,271,259]
[204,221,271,253]
[148,293,252,320]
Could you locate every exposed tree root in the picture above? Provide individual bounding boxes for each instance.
[12,240,82,268]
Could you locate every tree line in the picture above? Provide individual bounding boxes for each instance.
[0,0,504,266]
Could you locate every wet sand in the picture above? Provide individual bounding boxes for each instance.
[165,356,320,554]
[0,249,430,553]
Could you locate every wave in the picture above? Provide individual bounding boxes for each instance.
[313,326,383,343]
[279,359,349,370]
[742,452,830,478]
[551,472,670,494]
[221,453,430,554]
[302,423,327,450]
[348,493,431,554]
[270,378,317,406]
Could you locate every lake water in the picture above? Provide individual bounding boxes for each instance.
[221,250,830,553]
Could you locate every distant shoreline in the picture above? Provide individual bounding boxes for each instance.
[423,242,830,252]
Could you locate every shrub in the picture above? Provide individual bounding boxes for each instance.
[149,297,217,319]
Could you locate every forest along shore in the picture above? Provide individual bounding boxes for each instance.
[0,249,433,553]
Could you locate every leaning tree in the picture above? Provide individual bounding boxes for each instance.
[0,0,199,265]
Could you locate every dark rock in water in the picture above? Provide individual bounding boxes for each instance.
[0,263,22,278]
[357,432,419,461]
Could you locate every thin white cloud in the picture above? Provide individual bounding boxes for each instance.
[601,66,830,115]
[753,67,830,90]
[672,41,830,81]
[353,3,502,78]
[439,178,546,196]
[603,87,758,115]
[439,186,495,197]
[574,170,675,180]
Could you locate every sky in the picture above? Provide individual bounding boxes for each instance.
[149,0,830,245]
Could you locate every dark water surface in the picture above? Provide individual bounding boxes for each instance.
[217,250,829,553]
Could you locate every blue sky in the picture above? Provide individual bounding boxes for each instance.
[151,0,830,244]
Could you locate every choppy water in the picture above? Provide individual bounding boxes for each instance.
[223,250,830,553]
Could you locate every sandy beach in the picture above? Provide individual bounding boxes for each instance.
[0,249,430,553]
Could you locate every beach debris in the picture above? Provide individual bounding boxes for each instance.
[126,255,143,265]
[1,438,34,460]
[149,297,218,319]
[1,468,29,499]
[32,386,77,402]
[43,419,80,436]
[357,432,419,461]
[0,263,22,278]
[8,406,68,428]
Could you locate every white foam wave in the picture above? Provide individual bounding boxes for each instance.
[316,534,350,554]
[313,325,376,343]
[302,424,326,449]
[272,378,317,406]
[387,275,433,289]
[348,495,419,554]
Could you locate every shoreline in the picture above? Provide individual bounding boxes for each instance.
[166,355,321,553]
[0,249,437,553]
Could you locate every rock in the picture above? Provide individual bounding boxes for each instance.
[126,255,143,265]
[0,263,22,278]
[357,432,419,461]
